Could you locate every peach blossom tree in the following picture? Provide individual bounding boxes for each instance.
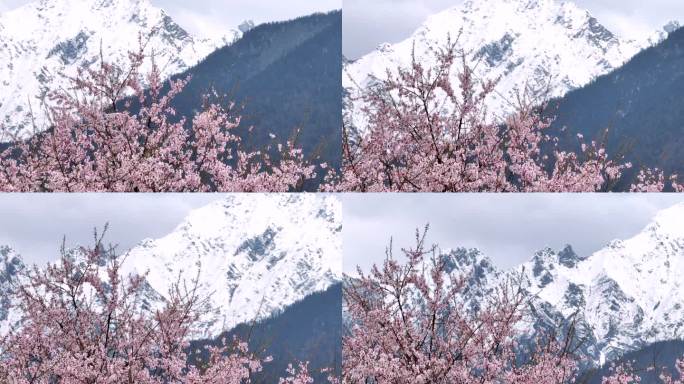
[0,228,314,383]
[337,41,680,192]
[0,47,318,192]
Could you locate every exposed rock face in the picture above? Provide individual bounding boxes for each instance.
[444,202,684,366]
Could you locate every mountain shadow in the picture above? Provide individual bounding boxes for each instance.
[545,26,684,189]
[168,11,342,173]
[189,283,342,383]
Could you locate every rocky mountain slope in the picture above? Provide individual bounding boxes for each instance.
[0,0,246,137]
[121,194,342,338]
[344,0,677,131]
[441,202,684,366]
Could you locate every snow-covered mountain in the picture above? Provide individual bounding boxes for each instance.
[443,202,684,366]
[0,194,342,340]
[344,0,678,130]
[121,194,342,338]
[0,0,248,138]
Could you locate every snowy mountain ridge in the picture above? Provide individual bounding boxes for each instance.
[120,194,342,338]
[344,0,678,131]
[441,202,684,366]
[0,0,248,138]
[0,195,342,340]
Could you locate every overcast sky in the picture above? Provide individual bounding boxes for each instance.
[0,0,341,38]
[343,0,684,59]
[343,194,684,274]
[0,194,222,266]
[2,193,683,274]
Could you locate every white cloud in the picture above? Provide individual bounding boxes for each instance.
[0,0,25,12]
[343,0,435,58]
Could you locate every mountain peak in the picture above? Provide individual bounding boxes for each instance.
[122,194,342,338]
[344,0,649,130]
[0,0,240,137]
[647,202,684,238]
[558,244,583,268]
[441,248,495,277]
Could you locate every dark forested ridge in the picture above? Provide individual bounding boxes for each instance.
[189,283,342,383]
[579,340,684,383]
[546,26,684,185]
[170,11,342,171]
